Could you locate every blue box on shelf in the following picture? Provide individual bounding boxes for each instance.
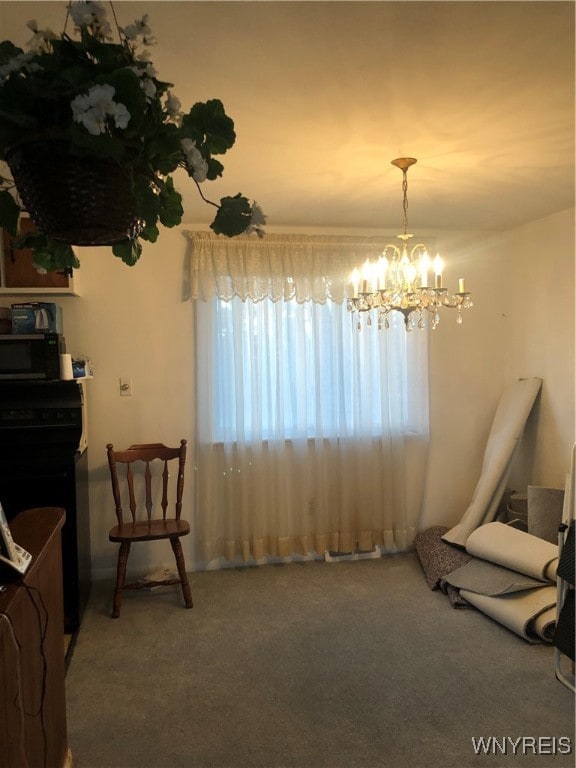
[11,302,63,335]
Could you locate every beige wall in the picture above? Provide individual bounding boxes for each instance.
[420,229,508,528]
[39,229,196,579]
[499,208,575,491]
[1,209,573,578]
[421,208,575,528]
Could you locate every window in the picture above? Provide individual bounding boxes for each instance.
[190,232,430,562]
[205,295,426,443]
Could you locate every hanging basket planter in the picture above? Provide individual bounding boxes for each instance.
[5,139,143,246]
[0,2,265,272]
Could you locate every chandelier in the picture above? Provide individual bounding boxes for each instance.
[347,157,473,330]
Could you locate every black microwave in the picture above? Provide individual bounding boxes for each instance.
[0,334,65,380]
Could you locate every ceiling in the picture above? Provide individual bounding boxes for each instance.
[0,1,574,233]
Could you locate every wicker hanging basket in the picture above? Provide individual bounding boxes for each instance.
[5,139,144,246]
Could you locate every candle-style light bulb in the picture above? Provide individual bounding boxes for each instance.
[406,264,417,290]
[361,259,371,293]
[377,256,388,290]
[433,253,443,289]
[351,267,359,297]
[419,251,430,287]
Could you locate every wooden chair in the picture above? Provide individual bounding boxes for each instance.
[106,440,193,618]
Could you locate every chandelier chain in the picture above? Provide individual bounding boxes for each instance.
[401,170,409,235]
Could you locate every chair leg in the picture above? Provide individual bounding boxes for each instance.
[170,537,193,609]
[112,541,131,618]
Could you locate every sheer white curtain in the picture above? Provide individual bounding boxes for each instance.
[189,232,430,565]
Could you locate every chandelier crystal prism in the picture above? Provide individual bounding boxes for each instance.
[347,157,473,330]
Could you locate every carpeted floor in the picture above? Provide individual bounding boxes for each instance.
[65,552,575,768]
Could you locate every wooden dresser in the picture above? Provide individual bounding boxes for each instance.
[0,507,70,768]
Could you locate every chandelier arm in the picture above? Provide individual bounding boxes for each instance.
[381,244,402,258]
[408,243,430,259]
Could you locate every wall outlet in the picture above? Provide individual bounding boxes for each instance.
[119,377,133,397]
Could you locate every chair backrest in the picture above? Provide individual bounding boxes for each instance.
[106,440,187,526]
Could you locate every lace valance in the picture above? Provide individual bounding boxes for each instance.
[187,231,392,304]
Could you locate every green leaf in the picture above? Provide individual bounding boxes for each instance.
[206,157,224,181]
[157,176,183,228]
[13,230,79,271]
[140,222,159,243]
[0,40,23,64]
[181,99,236,155]
[47,240,80,270]
[133,174,161,226]
[0,74,42,129]
[87,39,130,69]
[112,239,142,266]
[0,190,20,236]
[0,108,37,131]
[69,123,127,160]
[100,67,147,130]
[13,230,44,250]
[149,77,173,99]
[210,194,252,237]
[145,124,182,175]
[26,249,56,272]
[58,63,96,89]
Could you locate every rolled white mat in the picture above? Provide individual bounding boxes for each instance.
[466,521,558,581]
[60,353,73,380]
[460,585,557,643]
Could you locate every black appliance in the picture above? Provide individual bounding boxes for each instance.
[0,379,91,633]
[0,333,65,380]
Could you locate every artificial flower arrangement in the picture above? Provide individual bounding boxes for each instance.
[0,1,265,272]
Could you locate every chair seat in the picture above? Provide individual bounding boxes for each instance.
[109,518,190,543]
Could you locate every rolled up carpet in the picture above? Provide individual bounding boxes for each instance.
[442,377,542,547]
[465,522,558,581]
[460,585,557,643]
[443,557,547,597]
[414,526,472,590]
[527,485,565,544]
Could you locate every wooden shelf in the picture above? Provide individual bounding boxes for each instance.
[1,219,79,296]
[0,285,79,296]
